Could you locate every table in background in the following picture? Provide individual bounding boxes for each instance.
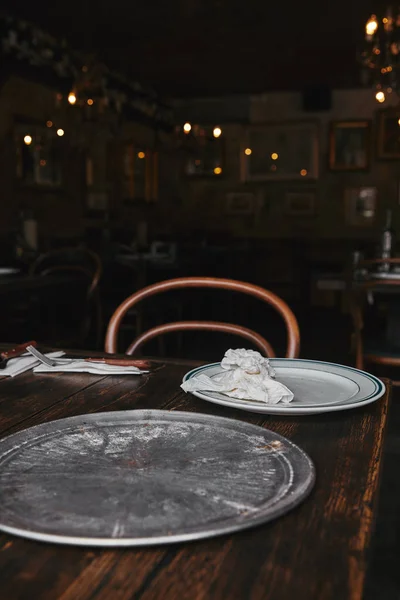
[0,350,391,600]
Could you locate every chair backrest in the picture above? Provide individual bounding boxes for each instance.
[30,247,102,297]
[349,278,400,370]
[105,277,300,357]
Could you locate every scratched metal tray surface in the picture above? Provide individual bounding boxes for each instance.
[0,410,315,547]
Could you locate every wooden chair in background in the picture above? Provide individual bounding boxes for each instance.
[350,277,400,385]
[30,247,103,348]
[105,276,300,358]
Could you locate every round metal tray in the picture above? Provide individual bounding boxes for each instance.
[0,410,315,546]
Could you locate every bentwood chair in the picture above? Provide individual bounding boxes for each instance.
[30,248,103,348]
[105,277,300,358]
[350,277,400,385]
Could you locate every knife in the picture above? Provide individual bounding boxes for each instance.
[85,358,152,369]
[0,341,38,369]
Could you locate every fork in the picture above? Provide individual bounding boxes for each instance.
[26,345,57,367]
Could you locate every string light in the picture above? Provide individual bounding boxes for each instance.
[362,10,400,102]
[183,122,192,133]
[137,151,146,159]
[244,148,252,155]
[271,152,279,160]
[213,127,222,138]
[68,92,77,105]
[366,15,378,38]
[46,120,53,128]
[214,166,222,175]
[23,135,32,145]
[87,98,94,106]
[300,169,308,177]
[56,128,65,137]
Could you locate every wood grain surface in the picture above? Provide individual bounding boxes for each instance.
[0,351,391,600]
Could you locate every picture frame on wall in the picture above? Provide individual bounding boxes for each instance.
[122,144,158,203]
[344,187,377,227]
[15,123,63,188]
[183,125,224,178]
[86,190,108,212]
[241,121,319,182]
[329,120,370,171]
[377,110,400,159]
[285,191,316,217]
[225,192,255,215]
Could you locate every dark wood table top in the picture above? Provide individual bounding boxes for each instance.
[0,352,391,600]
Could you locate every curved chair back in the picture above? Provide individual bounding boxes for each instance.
[105,277,300,357]
[350,279,400,381]
[30,248,103,348]
[30,247,102,298]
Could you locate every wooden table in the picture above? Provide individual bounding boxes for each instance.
[0,354,391,600]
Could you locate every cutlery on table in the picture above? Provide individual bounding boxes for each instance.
[26,345,151,371]
[26,345,61,367]
[0,341,38,369]
[85,358,152,368]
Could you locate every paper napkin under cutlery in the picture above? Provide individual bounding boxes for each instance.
[33,358,148,376]
[181,348,294,404]
[0,351,66,377]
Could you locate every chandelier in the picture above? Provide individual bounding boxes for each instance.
[361,7,400,103]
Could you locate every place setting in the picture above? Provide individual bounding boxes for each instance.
[0,341,152,378]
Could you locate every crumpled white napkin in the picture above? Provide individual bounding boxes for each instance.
[181,348,294,404]
[33,358,148,376]
[0,351,65,377]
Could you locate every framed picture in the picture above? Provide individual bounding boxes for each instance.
[122,144,158,203]
[285,192,316,217]
[377,110,400,159]
[183,126,224,178]
[241,121,319,181]
[344,187,377,226]
[329,121,370,171]
[225,192,255,215]
[15,123,63,187]
[86,191,108,212]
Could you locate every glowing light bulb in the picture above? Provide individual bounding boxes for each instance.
[244,148,252,156]
[366,15,378,37]
[375,90,385,103]
[56,128,65,137]
[68,92,77,105]
[398,118,400,126]
[271,152,279,160]
[137,151,146,159]
[183,122,192,133]
[46,120,53,128]
[300,169,308,177]
[214,166,222,175]
[87,98,94,106]
[213,127,222,138]
[23,135,32,145]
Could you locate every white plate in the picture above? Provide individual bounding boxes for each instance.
[182,359,386,415]
[0,268,20,276]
